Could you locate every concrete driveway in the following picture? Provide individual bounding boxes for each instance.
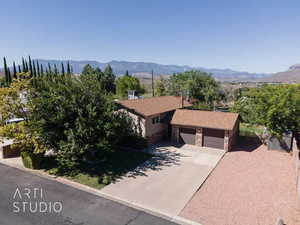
[101,143,225,217]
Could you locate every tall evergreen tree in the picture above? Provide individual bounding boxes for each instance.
[54,64,58,75]
[18,65,22,73]
[33,60,37,77]
[61,63,65,76]
[125,70,129,76]
[25,60,29,72]
[48,63,52,74]
[40,64,44,76]
[13,61,17,79]
[67,61,71,75]
[28,56,33,76]
[103,64,116,93]
[36,61,40,76]
[22,57,26,72]
[3,57,9,84]
[7,67,12,84]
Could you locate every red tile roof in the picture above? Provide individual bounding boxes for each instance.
[117,96,192,117]
[171,109,239,130]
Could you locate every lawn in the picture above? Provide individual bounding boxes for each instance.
[239,123,265,137]
[43,150,152,190]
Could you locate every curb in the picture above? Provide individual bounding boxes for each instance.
[0,161,203,225]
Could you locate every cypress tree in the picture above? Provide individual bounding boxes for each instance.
[3,57,8,84]
[61,63,65,76]
[13,61,17,79]
[28,56,33,76]
[125,70,129,76]
[22,57,25,72]
[54,64,58,75]
[48,63,52,74]
[67,61,71,75]
[40,64,44,76]
[33,60,37,77]
[25,60,29,72]
[7,67,12,84]
[18,65,21,73]
[36,61,40,76]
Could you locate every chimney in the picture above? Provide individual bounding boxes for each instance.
[181,95,184,108]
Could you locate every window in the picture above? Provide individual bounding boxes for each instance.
[152,116,160,124]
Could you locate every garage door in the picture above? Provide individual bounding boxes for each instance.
[203,128,224,149]
[179,128,196,145]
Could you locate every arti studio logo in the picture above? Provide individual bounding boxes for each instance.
[12,187,62,213]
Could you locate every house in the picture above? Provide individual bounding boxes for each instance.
[117,96,239,151]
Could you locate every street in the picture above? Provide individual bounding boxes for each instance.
[0,163,178,225]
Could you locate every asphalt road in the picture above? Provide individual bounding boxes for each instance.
[0,163,178,225]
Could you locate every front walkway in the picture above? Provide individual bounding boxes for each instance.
[101,143,225,217]
[180,139,300,225]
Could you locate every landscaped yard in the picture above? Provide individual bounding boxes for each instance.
[44,150,152,190]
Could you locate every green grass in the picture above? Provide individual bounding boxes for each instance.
[239,123,265,137]
[43,150,151,190]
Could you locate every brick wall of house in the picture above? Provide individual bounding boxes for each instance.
[145,112,170,143]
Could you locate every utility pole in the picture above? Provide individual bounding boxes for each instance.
[151,70,154,97]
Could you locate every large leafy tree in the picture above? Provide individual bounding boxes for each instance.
[232,84,300,136]
[28,73,138,172]
[155,77,167,96]
[169,70,220,105]
[116,72,145,98]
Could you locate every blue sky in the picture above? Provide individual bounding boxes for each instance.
[1,0,299,73]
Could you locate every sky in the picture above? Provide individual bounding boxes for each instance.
[0,0,300,73]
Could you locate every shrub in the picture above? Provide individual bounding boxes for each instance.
[21,151,43,169]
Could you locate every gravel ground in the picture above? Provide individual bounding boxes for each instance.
[180,139,300,225]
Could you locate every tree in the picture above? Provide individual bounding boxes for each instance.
[13,62,17,79]
[48,63,52,74]
[155,77,167,96]
[67,61,71,75]
[116,72,145,98]
[36,61,40,76]
[40,64,44,76]
[22,58,26,72]
[232,84,300,136]
[103,64,116,93]
[28,56,33,76]
[169,70,220,105]
[18,65,22,73]
[28,74,141,172]
[81,64,94,76]
[54,64,58,75]
[3,57,9,85]
[61,63,65,76]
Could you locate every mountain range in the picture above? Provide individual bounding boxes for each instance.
[3,59,300,83]
[260,64,300,83]
[28,59,270,82]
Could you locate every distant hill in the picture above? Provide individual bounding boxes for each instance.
[260,64,300,83]
[1,59,272,82]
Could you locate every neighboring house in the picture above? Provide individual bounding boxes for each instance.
[117,96,239,151]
